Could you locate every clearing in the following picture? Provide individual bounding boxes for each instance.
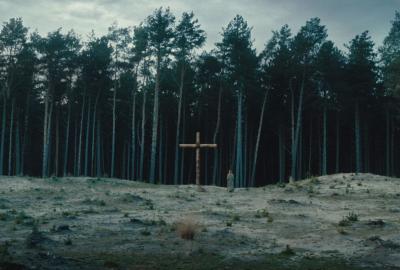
[0,173,399,269]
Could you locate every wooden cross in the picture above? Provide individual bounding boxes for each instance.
[180,132,217,187]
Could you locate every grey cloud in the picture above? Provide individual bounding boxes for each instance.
[0,0,398,51]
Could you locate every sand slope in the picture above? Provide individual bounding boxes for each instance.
[0,173,399,269]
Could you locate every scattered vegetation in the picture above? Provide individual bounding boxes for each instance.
[64,237,72,245]
[338,212,358,226]
[281,245,295,256]
[82,198,106,206]
[0,241,11,261]
[26,224,46,248]
[176,217,198,241]
[367,219,385,226]
[231,213,240,222]
[140,229,151,236]
[255,209,269,218]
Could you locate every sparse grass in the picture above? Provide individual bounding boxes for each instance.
[346,212,358,222]
[231,213,240,222]
[176,217,198,241]
[64,237,72,245]
[14,211,33,225]
[255,209,269,218]
[0,241,10,260]
[140,229,151,236]
[26,224,46,248]
[367,219,385,226]
[129,217,167,227]
[281,245,295,256]
[310,177,320,185]
[82,198,106,206]
[144,199,154,210]
[276,182,286,188]
[81,207,99,214]
[66,251,365,270]
[0,212,10,221]
[168,191,195,202]
[120,193,144,203]
[51,224,70,233]
[338,212,358,226]
[62,211,78,218]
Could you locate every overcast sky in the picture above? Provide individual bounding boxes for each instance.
[0,0,398,52]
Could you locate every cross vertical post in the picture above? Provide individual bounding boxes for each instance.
[179,131,217,189]
[196,132,200,186]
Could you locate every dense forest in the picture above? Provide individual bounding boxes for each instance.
[0,8,399,187]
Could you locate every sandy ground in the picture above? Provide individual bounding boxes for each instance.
[0,173,399,269]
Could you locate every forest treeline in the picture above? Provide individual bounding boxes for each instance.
[0,8,399,187]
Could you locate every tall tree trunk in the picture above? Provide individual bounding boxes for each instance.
[250,89,268,186]
[131,88,137,180]
[212,83,223,185]
[15,115,20,175]
[77,96,86,176]
[91,93,100,176]
[96,119,102,177]
[55,108,60,176]
[21,92,30,175]
[278,123,285,183]
[111,78,118,178]
[149,54,161,184]
[335,112,340,173]
[139,88,147,181]
[164,123,168,184]
[235,88,244,188]
[308,118,313,176]
[0,96,6,175]
[180,107,186,185]
[390,116,394,176]
[8,98,15,175]
[46,102,54,176]
[121,141,126,179]
[244,113,248,186]
[127,141,130,180]
[298,123,303,179]
[173,65,185,185]
[290,81,295,180]
[73,117,78,176]
[322,104,327,175]
[63,104,71,177]
[364,122,369,172]
[290,70,305,181]
[159,117,163,184]
[355,99,361,174]
[84,97,92,176]
[385,108,390,176]
[42,89,50,178]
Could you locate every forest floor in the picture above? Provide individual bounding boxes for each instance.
[0,173,399,269]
